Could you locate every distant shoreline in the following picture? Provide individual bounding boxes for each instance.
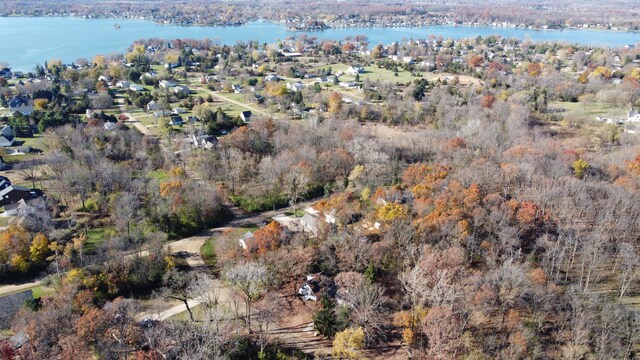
[1,14,639,35]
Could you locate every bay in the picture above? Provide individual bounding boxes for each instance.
[1,17,639,71]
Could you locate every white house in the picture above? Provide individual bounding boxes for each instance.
[286,82,304,92]
[347,65,365,75]
[146,100,160,111]
[129,84,144,92]
[159,80,176,88]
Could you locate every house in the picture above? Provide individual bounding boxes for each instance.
[142,71,159,79]
[173,86,190,96]
[1,126,13,140]
[0,136,14,147]
[172,108,186,114]
[168,115,184,126]
[146,100,160,111]
[98,75,111,83]
[298,274,336,301]
[7,96,33,115]
[0,180,43,208]
[104,122,117,131]
[0,68,11,78]
[339,81,358,89]
[240,111,252,123]
[286,81,304,92]
[159,79,176,88]
[231,84,242,94]
[200,75,216,84]
[281,51,302,58]
[153,110,172,118]
[116,80,131,88]
[264,74,280,82]
[3,198,47,218]
[347,65,365,75]
[238,231,255,251]
[129,84,144,92]
[191,134,218,150]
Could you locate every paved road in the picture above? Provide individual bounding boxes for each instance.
[115,97,155,136]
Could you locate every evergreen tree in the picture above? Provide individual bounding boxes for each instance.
[313,295,339,338]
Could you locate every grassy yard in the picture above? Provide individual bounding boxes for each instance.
[549,100,628,121]
[31,285,55,299]
[16,133,46,150]
[85,227,107,253]
[200,238,219,276]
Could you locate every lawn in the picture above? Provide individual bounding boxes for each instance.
[85,227,107,253]
[16,134,46,150]
[31,285,55,299]
[1,284,55,299]
[549,100,628,121]
[200,238,219,276]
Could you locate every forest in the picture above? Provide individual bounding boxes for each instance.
[0,26,640,359]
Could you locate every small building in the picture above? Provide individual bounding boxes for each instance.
[281,51,302,58]
[168,115,184,126]
[1,126,13,140]
[286,82,304,92]
[264,74,280,82]
[0,136,14,147]
[191,134,218,150]
[339,81,358,89]
[0,68,12,78]
[238,231,255,251]
[7,96,33,115]
[173,86,190,96]
[231,84,242,94]
[116,80,131,88]
[129,84,144,92]
[172,107,186,114]
[153,110,172,118]
[159,79,176,88]
[146,100,160,111]
[347,65,365,75]
[240,111,252,123]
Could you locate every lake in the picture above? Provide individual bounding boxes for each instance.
[1,17,640,71]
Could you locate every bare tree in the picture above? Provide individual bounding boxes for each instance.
[224,262,268,330]
[617,243,640,303]
[254,292,284,356]
[161,269,197,322]
[91,92,114,110]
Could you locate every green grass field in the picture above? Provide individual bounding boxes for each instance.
[85,227,107,253]
[549,100,628,120]
[200,238,219,276]
[148,169,170,181]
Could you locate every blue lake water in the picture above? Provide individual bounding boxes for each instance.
[1,17,639,71]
